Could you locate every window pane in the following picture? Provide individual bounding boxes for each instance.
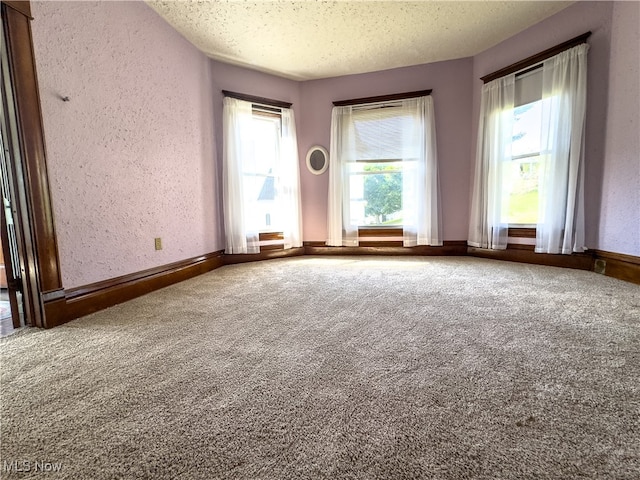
[250,116,278,175]
[512,101,542,158]
[502,155,545,224]
[349,162,402,226]
[504,99,544,225]
[244,115,280,231]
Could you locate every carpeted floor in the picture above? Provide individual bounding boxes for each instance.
[0,256,638,479]
[0,297,14,338]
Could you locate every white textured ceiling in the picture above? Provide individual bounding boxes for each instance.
[146,1,574,81]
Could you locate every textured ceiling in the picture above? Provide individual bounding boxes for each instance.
[146,1,574,81]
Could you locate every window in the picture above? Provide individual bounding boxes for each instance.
[243,110,282,232]
[348,106,413,226]
[327,93,441,247]
[469,40,589,254]
[222,95,302,254]
[503,68,544,226]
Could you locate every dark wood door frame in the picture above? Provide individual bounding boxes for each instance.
[2,0,63,327]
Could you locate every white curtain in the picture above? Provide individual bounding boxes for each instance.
[468,76,515,250]
[223,97,302,254]
[278,108,303,249]
[402,96,442,246]
[536,44,588,254]
[327,106,358,246]
[327,96,441,247]
[223,97,259,254]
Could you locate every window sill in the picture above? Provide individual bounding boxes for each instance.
[258,232,284,252]
[358,227,403,237]
[508,227,536,239]
[356,227,403,247]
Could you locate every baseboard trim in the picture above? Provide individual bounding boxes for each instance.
[592,249,640,285]
[223,247,306,265]
[467,246,594,271]
[44,251,225,328]
[303,241,468,256]
[41,243,639,328]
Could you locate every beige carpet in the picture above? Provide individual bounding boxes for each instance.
[1,256,639,479]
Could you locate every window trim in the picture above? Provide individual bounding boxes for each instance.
[358,227,403,247]
[508,227,536,239]
[258,232,284,251]
[359,227,403,237]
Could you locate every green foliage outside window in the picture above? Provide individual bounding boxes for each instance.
[363,164,402,224]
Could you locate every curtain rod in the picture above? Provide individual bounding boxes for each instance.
[481,31,591,84]
[333,89,432,107]
[222,90,292,109]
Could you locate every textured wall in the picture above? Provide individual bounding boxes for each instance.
[598,1,640,256]
[471,1,614,250]
[31,1,220,288]
[29,0,637,293]
[298,59,474,242]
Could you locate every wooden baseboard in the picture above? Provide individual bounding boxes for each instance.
[304,241,468,256]
[43,251,225,328]
[592,250,640,285]
[223,247,305,265]
[40,243,639,328]
[467,246,594,271]
[467,245,640,285]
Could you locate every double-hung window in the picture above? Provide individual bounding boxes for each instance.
[348,107,409,227]
[244,109,281,233]
[327,93,441,247]
[503,68,544,226]
[469,37,589,254]
[222,94,302,254]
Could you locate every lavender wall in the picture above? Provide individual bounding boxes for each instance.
[29,0,638,293]
[298,59,474,241]
[598,1,640,256]
[31,1,220,288]
[471,1,615,251]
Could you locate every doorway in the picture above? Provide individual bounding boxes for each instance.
[0,4,31,336]
[0,1,65,330]
[0,129,24,336]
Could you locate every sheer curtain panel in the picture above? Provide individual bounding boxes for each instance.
[327,106,358,246]
[402,96,442,246]
[223,97,303,254]
[536,44,588,254]
[279,108,303,249]
[223,97,259,254]
[468,76,515,250]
